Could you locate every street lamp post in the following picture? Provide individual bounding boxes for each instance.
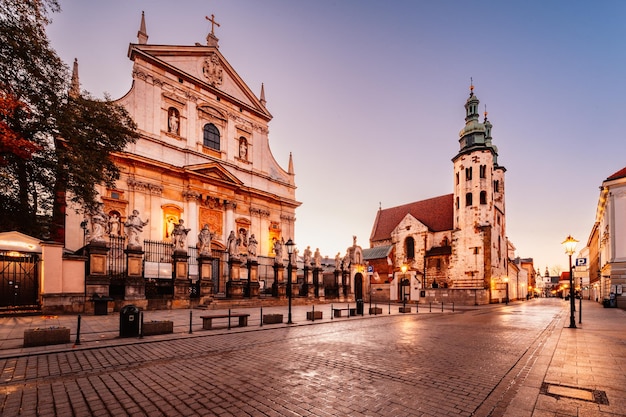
[401,264,408,308]
[562,235,578,329]
[285,238,295,324]
[579,276,582,324]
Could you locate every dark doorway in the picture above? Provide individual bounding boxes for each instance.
[0,252,39,309]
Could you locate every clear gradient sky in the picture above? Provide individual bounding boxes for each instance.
[47,0,626,274]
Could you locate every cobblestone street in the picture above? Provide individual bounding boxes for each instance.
[1,299,625,416]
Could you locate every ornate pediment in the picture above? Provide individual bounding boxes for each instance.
[185,162,243,186]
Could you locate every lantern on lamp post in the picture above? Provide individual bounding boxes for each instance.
[562,235,578,329]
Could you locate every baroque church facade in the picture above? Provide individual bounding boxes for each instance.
[367,85,509,304]
[65,14,301,301]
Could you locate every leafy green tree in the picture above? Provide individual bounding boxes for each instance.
[0,0,138,242]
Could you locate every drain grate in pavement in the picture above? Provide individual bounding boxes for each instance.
[541,382,609,405]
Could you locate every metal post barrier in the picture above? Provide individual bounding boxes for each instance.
[228,309,231,330]
[189,310,193,334]
[139,312,144,339]
[388,303,391,314]
[312,305,315,322]
[260,307,263,327]
[75,315,81,346]
[452,302,455,312]
[429,302,432,312]
[416,302,419,314]
[331,304,334,320]
[347,304,350,318]
[441,302,444,312]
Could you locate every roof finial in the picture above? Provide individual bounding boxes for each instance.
[484,104,488,120]
[288,152,294,175]
[469,77,474,96]
[205,14,220,47]
[260,83,266,107]
[137,11,148,44]
[69,58,80,98]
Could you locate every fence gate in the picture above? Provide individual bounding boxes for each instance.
[0,251,39,309]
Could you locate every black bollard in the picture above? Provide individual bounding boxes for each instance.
[441,302,444,312]
[452,302,455,312]
[189,310,193,334]
[347,304,350,318]
[139,312,144,339]
[331,304,333,320]
[228,309,231,330]
[260,307,263,327]
[312,305,315,322]
[429,302,432,312]
[75,314,81,346]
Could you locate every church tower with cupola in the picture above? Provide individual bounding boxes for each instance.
[450,84,507,289]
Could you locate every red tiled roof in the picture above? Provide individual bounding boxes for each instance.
[606,166,626,181]
[370,194,454,242]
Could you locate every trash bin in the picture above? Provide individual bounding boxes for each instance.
[603,298,610,308]
[119,305,140,337]
[91,294,112,316]
[356,299,364,315]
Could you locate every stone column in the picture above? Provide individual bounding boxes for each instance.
[247,259,260,298]
[124,246,147,308]
[272,263,286,298]
[335,269,344,301]
[172,250,190,308]
[314,268,325,300]
[197,254,214,304]
[226,257,244,298]
[86,241,111,299]
[303,266,315,298]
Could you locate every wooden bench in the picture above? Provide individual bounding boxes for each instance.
[332,308,351,318]
[200,313,250,330]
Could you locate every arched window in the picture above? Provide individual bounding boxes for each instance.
[466,167,472,181]
[466,192,473,206]
[494,180,500,192]
[479,165,486,178]
[203,123,220,150]
[480,191,487,204]
[405,237,415,260]
[456,197,460,209]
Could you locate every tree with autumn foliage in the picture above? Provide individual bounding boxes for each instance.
[0,0,138,242]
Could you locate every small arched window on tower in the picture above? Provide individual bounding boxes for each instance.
[456,197,460,209]
[466,192,473,206]
[466,167,472,181]
[480,191,487,205]
[479,165,486,178]
[456,172,460,185]
[494,180,500,193]
[203,123,220,150]
[405,237,415,260]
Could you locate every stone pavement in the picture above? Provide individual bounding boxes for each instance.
[0,298,624,416]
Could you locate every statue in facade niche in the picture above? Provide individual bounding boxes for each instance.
[171,219,190,250]
[314,248,322,268]
[125,209,149,248]
[335,252,341,270]
[108,213,121,237]
[197,224,213,256]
